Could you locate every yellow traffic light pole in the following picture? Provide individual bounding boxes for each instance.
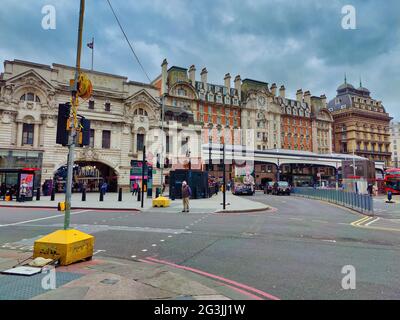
[33,0,94,266]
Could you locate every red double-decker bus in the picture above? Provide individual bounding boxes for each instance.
[384,168,400,194]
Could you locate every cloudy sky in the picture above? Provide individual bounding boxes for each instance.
[1,0,399,119]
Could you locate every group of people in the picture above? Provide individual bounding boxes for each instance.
[0,181,29,202]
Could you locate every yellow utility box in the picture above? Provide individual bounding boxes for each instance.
[33,229,94,266]
[152,196,171,208]
[58,202,66,211]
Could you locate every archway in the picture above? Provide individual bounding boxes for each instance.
[53,161,118,193]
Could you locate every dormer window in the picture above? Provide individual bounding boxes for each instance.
[105,101,111,111]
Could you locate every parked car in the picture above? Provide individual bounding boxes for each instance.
[272,181,291,195]
[264,181,274,194]
[233,183,255,196]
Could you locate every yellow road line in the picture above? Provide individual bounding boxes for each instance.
[350,216,371,226]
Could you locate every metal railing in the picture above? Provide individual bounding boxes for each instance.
[292,188,373,215]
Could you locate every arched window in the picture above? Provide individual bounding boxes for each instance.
[20,92,40,102]
[134,108,148,116]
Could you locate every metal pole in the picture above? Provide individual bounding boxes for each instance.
[141,145,146,208]
[64,0,85,230]
[223,142,226,210]
[160,94,165,195]
[91,37,94,71]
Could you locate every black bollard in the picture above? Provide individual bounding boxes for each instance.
[51,188,55,201]
[36,188,41,201]
[137,188,141,202]
[100,189,104,202]
[171,186,176,201]
[82,188,86,201]
[118,188,122,202]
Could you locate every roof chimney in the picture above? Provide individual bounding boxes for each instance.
[201,68,208,88]
[303,90,311,105]
[161,59,168,95]
[270,83,277,97]
[296,89,303,102]
[224,73,231,92]
[279,85,286,98]
[234,75,241,100]
[320,94,327,106]
[188,65,196,86]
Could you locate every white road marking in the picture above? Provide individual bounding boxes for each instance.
[168,235,173,238]
[322,240,336,243]
[160,240,165,242]
[289,218,304,221]
[365,217,380,226]
[131,255,137,258]
[152,244,157,247]
[141,249,148,252]
[93,249,106,255]
[0,210,92,228]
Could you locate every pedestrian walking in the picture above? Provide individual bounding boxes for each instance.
[19,180,28,202]
[132,181,139,196]
[181,181,191,213]
[0,183,6,200]
[101,182,108,196]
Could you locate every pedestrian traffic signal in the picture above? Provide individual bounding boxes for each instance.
[56,103,71,146]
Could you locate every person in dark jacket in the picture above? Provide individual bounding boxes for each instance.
[181,181,191,213]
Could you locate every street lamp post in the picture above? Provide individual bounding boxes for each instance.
[64,0,85,230]
[160,94,165,196]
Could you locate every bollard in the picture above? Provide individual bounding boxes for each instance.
[171,186,176,201]
[51,188,55,201]
[82,188,86,201]
[137,188,141,202]
[118,188,122,202]
[100,189,104,202]
[36,188,41,201]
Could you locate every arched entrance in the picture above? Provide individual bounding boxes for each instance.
[54,161,118,193]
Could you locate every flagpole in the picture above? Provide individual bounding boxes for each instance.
[91,37,94,71]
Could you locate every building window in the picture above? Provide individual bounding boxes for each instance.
[22,124,34,146]
[134,108,148,116]
[102,130,111,149]
[20,92,40,102]
[166,135,170,153]
[89,100,95,109]
[89,129,95,148]
[137,133,144,151]
[105,102,111,112]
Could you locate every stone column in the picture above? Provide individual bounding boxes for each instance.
[34,124,40,148]
[16,122,23,147]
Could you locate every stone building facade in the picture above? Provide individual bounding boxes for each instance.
[389,121,400,168]
[328,79,392,167]
[0,59,161,191]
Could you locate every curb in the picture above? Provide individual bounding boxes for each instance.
[0,204,141,212]
[214,206,271,214]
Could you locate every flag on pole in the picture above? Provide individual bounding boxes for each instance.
[87,40,94,49]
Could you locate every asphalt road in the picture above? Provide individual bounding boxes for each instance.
[0,194,399,300]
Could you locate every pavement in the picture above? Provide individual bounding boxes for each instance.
[0,192,269,213]
[0,249,255,300]
[1,193,400,300]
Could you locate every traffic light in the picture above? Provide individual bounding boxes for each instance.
[78,118,91,147]
[156,153,160,169]
[56,103,71,146]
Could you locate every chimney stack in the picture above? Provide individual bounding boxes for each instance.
[224,73,231,92]
[201,68,208,88]
[270,83,277,96]
[279,85,286,98]
[234,75,241,100]
[161,59,168,96]
[320,94,327,106]
[296,89,303,102]
[188,65,196,85]
[303,90,311,105]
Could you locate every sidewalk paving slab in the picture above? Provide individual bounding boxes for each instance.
[0,249,258,300]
